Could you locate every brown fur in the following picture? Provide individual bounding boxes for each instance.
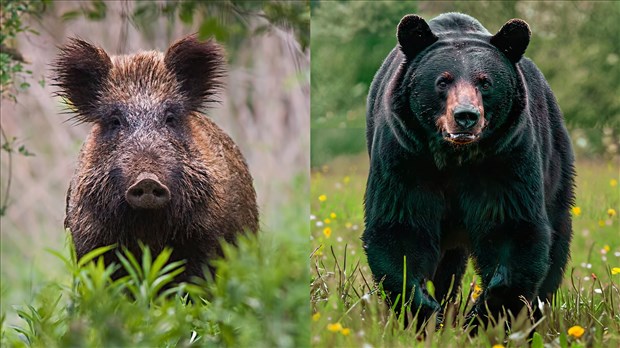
[437,80,485,143]
[54,35,258,282]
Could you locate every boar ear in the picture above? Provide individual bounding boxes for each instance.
[164,34,226,110]
[52,38,112,121]
[397,15,438,59]
[491,19,530,63]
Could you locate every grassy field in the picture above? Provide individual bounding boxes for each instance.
[311,154,620,347]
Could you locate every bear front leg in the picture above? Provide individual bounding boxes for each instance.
[537,209,572,302]
[362,221,442,324]
[433,248,468,304]
[468,220,551,323]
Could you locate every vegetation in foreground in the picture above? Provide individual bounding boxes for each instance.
[310,156,620,347]
[1,199,309,347]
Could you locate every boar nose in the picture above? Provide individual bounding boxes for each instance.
[453,105,480,130]
[125,172,171,209]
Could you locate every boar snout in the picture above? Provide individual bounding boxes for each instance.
[125,172,171,209]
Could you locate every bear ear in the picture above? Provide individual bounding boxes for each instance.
[397,14,438,59]
[52,38,112,121]
[491,19,531,63]
[164,34,226,111]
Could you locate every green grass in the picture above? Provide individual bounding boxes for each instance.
[310,154,620,347]
[0,182,309,348]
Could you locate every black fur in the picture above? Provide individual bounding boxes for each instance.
[362,13,575,327]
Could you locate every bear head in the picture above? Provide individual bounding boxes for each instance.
[393,14,530,164]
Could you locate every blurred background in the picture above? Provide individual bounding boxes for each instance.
[311,0,619,166]
[1,0,309,311]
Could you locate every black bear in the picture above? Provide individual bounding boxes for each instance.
[362,13,575,326]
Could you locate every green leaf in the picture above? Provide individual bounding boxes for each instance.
[198,17,229,42]
[45,248,73,272]
[17,145,34,156]
[426,279,435,299]
[178,2,195,24]
[77,244,116,268]
[158,259,186,277]
[117,251,141,282]
[152,268,185,295]
[149,247,172,280]
[140,244,152,279]
[86,0,106,20]
[61,10,80,21]
[559,331,568,348]
[531,332,544,348]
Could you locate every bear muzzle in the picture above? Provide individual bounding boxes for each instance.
[439,83,486,145]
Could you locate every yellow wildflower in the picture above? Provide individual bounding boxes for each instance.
[472,284,483,301]
[314,245,324,257]
[492,345,505,348]
[324,218,331,224]
[598,220,606,227]
[318,194,327,202]
[567,325,585,339]
[611,179,618,187]
[330,212,337,219]
[603,245,611,252]
[608,208,617,217]
[341,328,351,336]
[571,206,581,216]
[323,227,332,238]
[343,176,351,184]
[327,322,343,332]
[312,312,321,322]
[612,267,620,275]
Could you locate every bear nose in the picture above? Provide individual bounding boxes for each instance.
[453,106,480,130]
[125,172,171,209]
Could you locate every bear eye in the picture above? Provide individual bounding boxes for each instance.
[436,78,451,90]
[477,76,492,92]
[436,73,453,91]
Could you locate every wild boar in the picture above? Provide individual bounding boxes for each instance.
[53,35,259,281]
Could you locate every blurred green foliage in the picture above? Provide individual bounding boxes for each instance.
[311,1,415,130]
[1,223,309,347]
[311,1,416,166]
[311,0,620,166]
[0,0,42,99]
[0,0,45,216]
[61,0,310,51]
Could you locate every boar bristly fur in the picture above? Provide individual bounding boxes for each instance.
[53,35,258,281]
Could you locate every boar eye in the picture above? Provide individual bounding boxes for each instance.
[108,109,123,128]
[166,110,174,124]
[165,110,176,125]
